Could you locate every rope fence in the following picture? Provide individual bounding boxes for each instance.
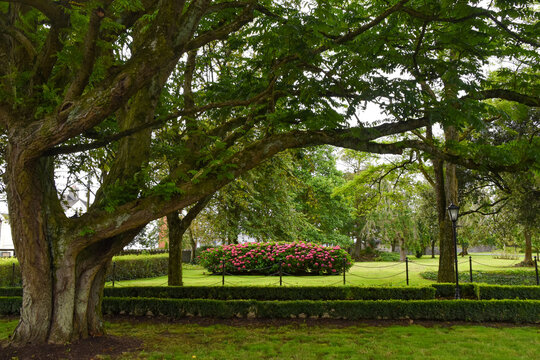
[95,256,540,288]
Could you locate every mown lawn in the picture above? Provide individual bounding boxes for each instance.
[107,254,534,287]
[1,318,538,359]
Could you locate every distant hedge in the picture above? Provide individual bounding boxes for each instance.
[199,242,353,275]
[421,270,538,286]
[104,254,168,281]
[0,259,20,287]
[0,254,169,286]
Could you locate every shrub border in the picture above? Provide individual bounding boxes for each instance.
[2,297,538,323]
[2,284,540,300]
[102,286,436,300]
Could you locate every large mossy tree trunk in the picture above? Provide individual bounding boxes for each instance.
[7,59,164,344]
[6,153,138,343]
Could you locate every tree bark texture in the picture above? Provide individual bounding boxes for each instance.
[352,235,363,260]
[167,211,184,286]
[189,227,197,263]
[522,227,534,266]
[433,122,460,282]
[398,235,407,262]
[6,150,139,343]
[167,195,211,285]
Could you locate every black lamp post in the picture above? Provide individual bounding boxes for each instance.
[447,203,460,299]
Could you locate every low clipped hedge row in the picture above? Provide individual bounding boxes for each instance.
[432,284,540,300]
[432,283,478,298]
[2,297,536,323]
[479,284,540,300]
[0,296,21,315]
[421,270,538,286]
[103,286,436,300]
[2,284,539,300]
[105,284,540,300]
[102,298,540,323]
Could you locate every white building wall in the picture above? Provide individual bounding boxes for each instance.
[0,215,15,256]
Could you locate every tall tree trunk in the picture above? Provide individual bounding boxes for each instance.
[431,239,435,258]
[189,227,197,263]
[425,121,459,283]
[521,227,533,266]
[6,153,140,343]
[8,156,56,344]
[7,64,164,343]
[433,156,455,282]
[353,235,362,260]
[460,243,468,257]
[398,235,407,262]
[167,196,211,285]
[438,124,459,282]
[167,211,184,286]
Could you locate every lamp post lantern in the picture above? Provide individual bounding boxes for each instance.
[447,203,460,299]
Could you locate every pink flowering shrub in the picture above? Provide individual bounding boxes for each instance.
[198,242,353,275]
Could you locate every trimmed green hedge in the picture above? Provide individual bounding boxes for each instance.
[0,287,21,297]
[105,254,168,281]
[432,284,540,300]
[3,284,540,301]
[102,298,540,323]
[103,286,436,300]
[0,259,21,287]
[478,285,540,300]
[421,270,537,285]
[0,296,22,315]
[2,296,539,323]
[0,254,169,286]
[432,283,478,299]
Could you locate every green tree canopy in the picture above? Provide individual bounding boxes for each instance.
[0,0,537,344]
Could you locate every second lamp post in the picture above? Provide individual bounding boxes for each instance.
[447,203,460,299]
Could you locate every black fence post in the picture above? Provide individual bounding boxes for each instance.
[112,261,116,288]
[535,256,539,286]
[11,263,15,287]
[222,259,225,286]
[405,257,409,286]
[469,256,473,283]
[279,262,283,286]
[343,256,346,285]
